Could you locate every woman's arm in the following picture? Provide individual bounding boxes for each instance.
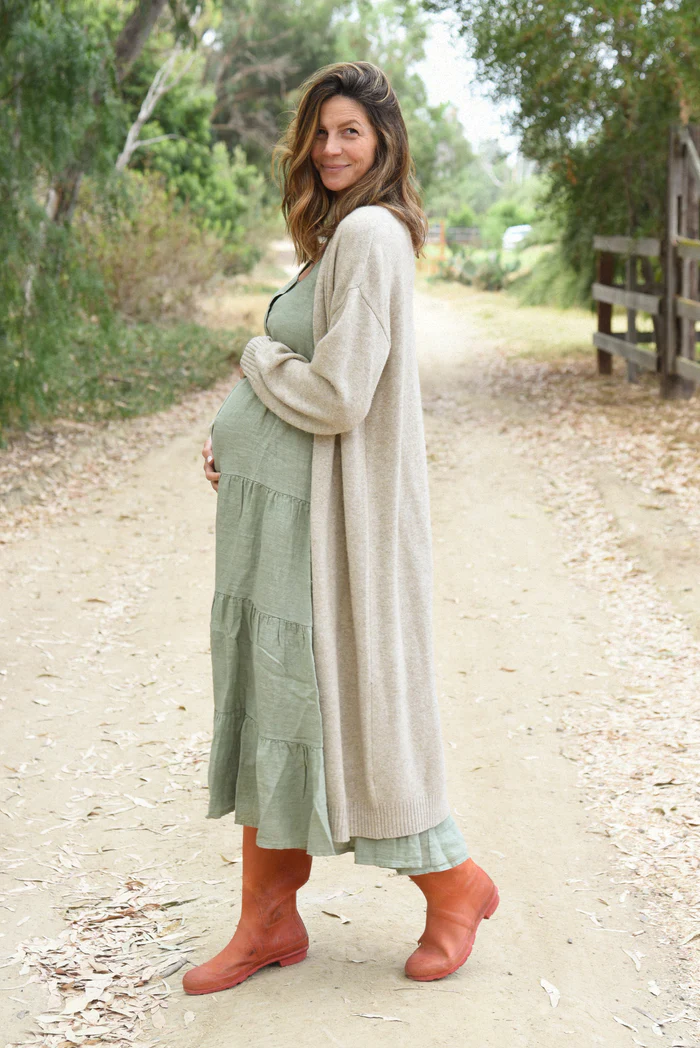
[239,285,390,435]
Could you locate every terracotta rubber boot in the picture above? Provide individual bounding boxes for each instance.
[182,826,312,995]
[405,858,499,981]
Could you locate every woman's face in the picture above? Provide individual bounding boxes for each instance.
[310,95,378,196]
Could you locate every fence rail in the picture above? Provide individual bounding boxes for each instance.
[425,222,480,246]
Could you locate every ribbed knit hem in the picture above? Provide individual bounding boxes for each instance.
[328,791,451,843]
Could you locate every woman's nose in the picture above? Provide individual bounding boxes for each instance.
[322,134,343,155]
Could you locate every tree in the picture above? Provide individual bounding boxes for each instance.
[422,0,700,274]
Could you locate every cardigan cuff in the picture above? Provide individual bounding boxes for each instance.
[239,336,268,386]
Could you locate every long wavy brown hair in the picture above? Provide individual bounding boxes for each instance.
[271,61,428,264]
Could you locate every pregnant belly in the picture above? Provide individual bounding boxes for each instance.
[211,378,313,502]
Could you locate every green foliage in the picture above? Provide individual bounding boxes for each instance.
[120,37,266,258]
[45,317,248,424]
[0,0,123,180]
[0,0,125,430]
[437,244,521,290]
[0,229,113,429]
[135,137,265,268]
[507,244,594,310]
[0,1,266,432]
[479,198,533,249]
[447,204,477,228]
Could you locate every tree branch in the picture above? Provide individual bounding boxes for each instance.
[131,133,181,148]
[115,50,196,171]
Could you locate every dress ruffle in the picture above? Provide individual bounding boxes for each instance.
[209,709,338,855]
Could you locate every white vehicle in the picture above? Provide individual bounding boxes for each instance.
[502,224,532,250]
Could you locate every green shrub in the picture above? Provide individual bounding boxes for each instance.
[437,244,521,290]
[44,316,248,423]
[507,243,594,309]
[447,204,478,229]
[140,139,267,274]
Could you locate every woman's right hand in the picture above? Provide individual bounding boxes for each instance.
[202,435,221,492]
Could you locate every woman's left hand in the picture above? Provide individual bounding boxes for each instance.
[202,436,221,492]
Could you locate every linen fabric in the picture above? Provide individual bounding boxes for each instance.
[239,204,451,841]
[208,261,468,873]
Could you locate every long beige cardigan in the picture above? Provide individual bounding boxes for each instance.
[239,204,450,841]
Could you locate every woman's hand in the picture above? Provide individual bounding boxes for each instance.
[238,359,246,379]
[202,435,221,492]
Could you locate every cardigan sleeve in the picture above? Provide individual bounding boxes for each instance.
[239,285,390,435]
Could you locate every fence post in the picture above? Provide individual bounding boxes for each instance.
[625,254,640,383]
[679,125,700,393]
[662,124,692,397]
[596,250,614,374]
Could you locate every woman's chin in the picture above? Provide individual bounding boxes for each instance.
[322,176,353,194]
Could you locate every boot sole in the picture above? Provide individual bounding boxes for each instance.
[183,946,308,995]
[405,886,500,982]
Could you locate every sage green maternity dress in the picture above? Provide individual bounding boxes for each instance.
[207,262,469,875]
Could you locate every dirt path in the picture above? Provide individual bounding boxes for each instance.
[1,287,697,1047]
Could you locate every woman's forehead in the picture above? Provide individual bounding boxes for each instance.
[318,96,369,127]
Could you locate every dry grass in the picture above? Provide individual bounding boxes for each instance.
[419,274,596,361]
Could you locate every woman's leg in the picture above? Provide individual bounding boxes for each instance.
[183,825,313,995]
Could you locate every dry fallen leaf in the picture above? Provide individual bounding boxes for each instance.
[184,1010,196,1025]
[622,948,644,972]
[354,1013,404,1022]
[540,978,560,1008]
[151,1006,166,1029]
[322,910,351,924]
[124,794,155,808]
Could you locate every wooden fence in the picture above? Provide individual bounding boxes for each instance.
[419,222,481,277]
[425,222,480,247]
[593,124,700,396]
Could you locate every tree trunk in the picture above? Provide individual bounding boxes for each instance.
[114,0,169,84]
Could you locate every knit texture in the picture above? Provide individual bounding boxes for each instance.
[240,204,450,840]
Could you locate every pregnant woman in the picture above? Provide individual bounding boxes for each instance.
[184,61,498,996]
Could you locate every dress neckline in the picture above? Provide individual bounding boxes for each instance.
[296,262,317,286]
